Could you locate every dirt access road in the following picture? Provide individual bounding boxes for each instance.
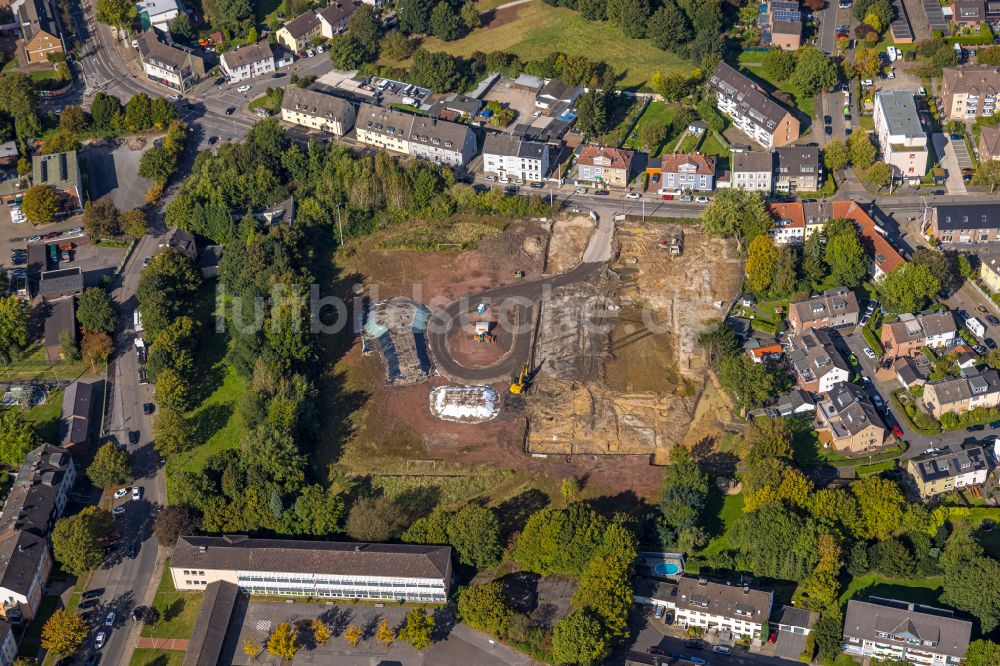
[426,215,612,383]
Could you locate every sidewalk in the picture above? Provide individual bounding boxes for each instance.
[136,637,189,650]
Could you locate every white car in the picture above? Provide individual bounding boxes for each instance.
[625,192,641,200]
[68,226,82,234]
[695,196,710,203]
[514,179,525,186]
[484,175,496,182]
[105,612,115,626]
[316,45,325,53]
[168,93,180,101]
[95,631,106,649]
[863,347,877,359]
[27,235,40,242]
[861,79,873,87]
[132,487,142,501]
[498,177,510,184]
[887,70,895,79]
[237,85,251,93]
[113,487,130,499]
[306,49,315,57]
[575,187,587,194]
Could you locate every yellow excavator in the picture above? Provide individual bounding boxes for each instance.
[509,363,530,395]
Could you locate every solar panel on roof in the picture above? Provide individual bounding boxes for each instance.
[773,9,802,20]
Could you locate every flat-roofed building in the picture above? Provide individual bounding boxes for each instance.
[874,91,928,184]
[280,87,356,136]
[843,598,972,665]
[32,150,82,213]
[906,445,990,498]
[170,535,453,602]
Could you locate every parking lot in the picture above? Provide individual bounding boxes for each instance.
[84,141,152,210]
[483,78,540,124]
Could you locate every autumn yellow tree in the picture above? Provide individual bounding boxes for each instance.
[243,639,263,660]
[376,617,395,646]
[267,622,299,660]
[344,623,363,647]
[41,609,88,655]
[312,618,332,645]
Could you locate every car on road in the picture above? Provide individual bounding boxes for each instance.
[683,640,703,650]
[143,256,152,267]
[105,612,115,627]
[112,506,126,516]
[68,226,82,234]
[515,179,526,186]
[892,425,903,437]
[839,0,852,6]
[144,403,155,415]
[114,487,130,499]
[168,93,180,101]
[225,107,236,115]
[306,49,315,57]
[661,194,674,200]
[988,338,998,350]
[95,631,106,649]
[27,235,40,242]
[530,181,543,188]
[863,347,876,359]
[237,85,251,93]
[859,313,871,326]
[498,177,510,184]
[978,306,989,315]
[132,487,142,501]
[626,192,641,199]
[987,315,999,327]
[695,196,709,203]
[680,195,693,202]
[975,344,988,355]
[824,115,831,125]
[575,187,587,194]
[594,190,609,195]
[872,394,884,409]
[128,431,140,445]
[969,424,986,432]
[825,126,833,135]
[82,588,104,600]
[991,420,1000,429]
[887,70,895,79]
[712,645,732,655]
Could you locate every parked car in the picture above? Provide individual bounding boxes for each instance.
[498,177,510,184]
[988,338,998,350]
[105,612,115,626]
[594,190,609,195]
[132,487,142,501]
[27,235,40,242]
[892,425,903,437]
[769,630,778,643]
[143,403,155,415]
[683,640,703,650]
[208,136,219,145]
[952,133,964,142]
[143,256,152,267]
[863,347,876,359]
[128,431,139,444]
[306,49,315,57]
[113,487,130,499]
[679,195,693,202]
[661,194,674,200]
[712,646,732,655]
[575,187,587,194]
[530,181,543,188]
[626,192,641,199]
[695,195,709,203]
[95,631,106,649]
[316,45,324,53]
[237,84,251,93]
[78,599,99,610]
[654,605,664,619]
[969,424,986,432]
[987,315,1000,327]
[67,226,82,234]
[112,506,126,516]
[82,588,104,600]
[484,175,496,182]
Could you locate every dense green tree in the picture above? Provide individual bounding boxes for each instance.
[697,321,740,365]
[170,11,195,40]
[571,523,635,638]
[155,505,200,546]
[22,184,60,224]
[51,507,113,575]
[823,138,850,171]
[812,608,845,662]
[731,503,820,581]
[966,640,1000,666]
[447,504,502,569]
[0,296,30,364]
[120,208,149,238]
[429,1,460,40]
[942,555,1000,631]
[152,408,195,457]
[575,90,611,138]
[292,485,344,535]
[380,30,416,60]
[863,161,893,189]
[90,92,121,129]
[745,235,780,294]
[659,444,709,535]
[718,354,782,413]
[973,157,1000,193]
[551,609,610,666]
[136,248,202,338]
[849,475,905,540]
[123,92,153,131]
[875,263,941,313]
[398,608,435,650]
[87,442,133,489]
[460,1,481,30]
[847,131,877,170]
[578,0,608,20]
[763,48,797,81]
[824,225,868,287]
[241,424,305,492]
[869,538,914,578]
[95,0,133,27]
[0,409,40,468]
[515,503,607,576]
[398,0,435,34]
[606,0,650,38]
[701,189,774,250]
[458,582,513,636]
[771,246,798,296]
[402,509,451,544]
[345,496,406,542]
[77,287,117,333]
[82,198,119,237]
[912,247,960,293]
[408,49,467,92]
[790,47,838,96]
[42,609,89,656]
[203,0,253,35]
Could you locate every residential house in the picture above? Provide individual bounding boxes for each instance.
[482,135,549,182]
[427,93,483,122]
[775,146,821,192]
[355,103,476,166]
[576,146,634,188]
[160,227,197,259]
[670,576,773,641]
[834,200,906,278]
[941,66,1000,120]
[170,535,452,602]
[136,0,179,30]
[951,0,987,27]
[0,445,76,622]
[921,366,1000,419]
[788,288,860,333]
[894,357,926,390]
[843,598,972,665]
[744,338,784,364]
[220,39,275,82]
[730,150,773,192]
[931,202,1000,243]
[760,0,802,51]
[198,246,222,280]
[137,28,205,92]
[280,86,356,136]
[17,0,64,65]
[874,91,929,184]
[657,153,715,192]
[980,252,1000,291]
[59,379,96,450]
[276,10,321,52]
[979,123,1000,160]
[535,79,583,110]
[42,296,74,362]
[32,150,82,213]
[906,445,990,498]
[880,311,958,360]
[708,62,800,150]
[317,2,357,38]
[253,196,295,226]
[767,389,817,417]
[772,605,819,658]
[816,381,888,455]
[38,267,82,300]
[769,202,807,244]
[788,328,851,394]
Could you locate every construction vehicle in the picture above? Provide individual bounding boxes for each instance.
[509,363,530,394]
[473,332,497,343]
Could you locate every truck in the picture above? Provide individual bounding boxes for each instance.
[967,316,986,339]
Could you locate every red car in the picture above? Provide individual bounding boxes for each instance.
[661,194,674,200]
[892,425,903,437]
[769,630,778,644]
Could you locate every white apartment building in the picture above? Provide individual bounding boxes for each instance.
[355,103,476,166]
[220,39,274,82]
[671,576,773,641]
[843,598,971,665]
[482,134,549,181]
[729,150,773,192]
[171,536,452,603]
[874,91,929,185]
[708,62,800,150]
[906,445,990,498]
[280,86,356,136]
[136,28,205,92]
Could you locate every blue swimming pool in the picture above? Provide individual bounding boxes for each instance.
[654,561,680,576]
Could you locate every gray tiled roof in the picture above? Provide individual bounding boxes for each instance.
[38,267,82,297]
[220,39,272,70]
[173,535,453,581]
[844,598,972,659]
[791,288,859,325]
[137,28,201,72]
[43,296,75,351]
[732,150,774,173]
[357,103,471,153]
[183,581,240,666]
[281,9,320,38]
[772,604,818,629]
[281,86,354,122]
[483,134,547,160]
[60,379,95,448]
[820,381,886,436]
[776,146,820,177]
[709,62,793,127]
[935,203,1000,231]
[911,445,988,483]
[675,576,773,625]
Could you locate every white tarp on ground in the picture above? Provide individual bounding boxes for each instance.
[430,385,500,423]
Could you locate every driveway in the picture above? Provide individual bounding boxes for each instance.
[932,133,968,195]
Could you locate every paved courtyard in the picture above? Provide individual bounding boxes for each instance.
[223,600,537,666]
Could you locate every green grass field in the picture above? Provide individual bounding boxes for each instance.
[393,1,688,88]
[623,102,686,155]
[141,561,203,640]
[130,649,186,666]
[840,573,943,607]
[0,343,98,382]
[737,54,815,119]
[25,389,65,443]
[698,493,745,562]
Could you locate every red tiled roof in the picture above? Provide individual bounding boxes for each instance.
[578,145,634,170]
[769,202,805,229]
[658,153,715,175]
[832,201,905,275]
[750,343,784,358]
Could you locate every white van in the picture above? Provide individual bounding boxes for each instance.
[967,316,986,339]
[133,309,144,333]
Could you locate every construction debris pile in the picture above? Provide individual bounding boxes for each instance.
[429,385,500,423]
[362,298,434,385]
